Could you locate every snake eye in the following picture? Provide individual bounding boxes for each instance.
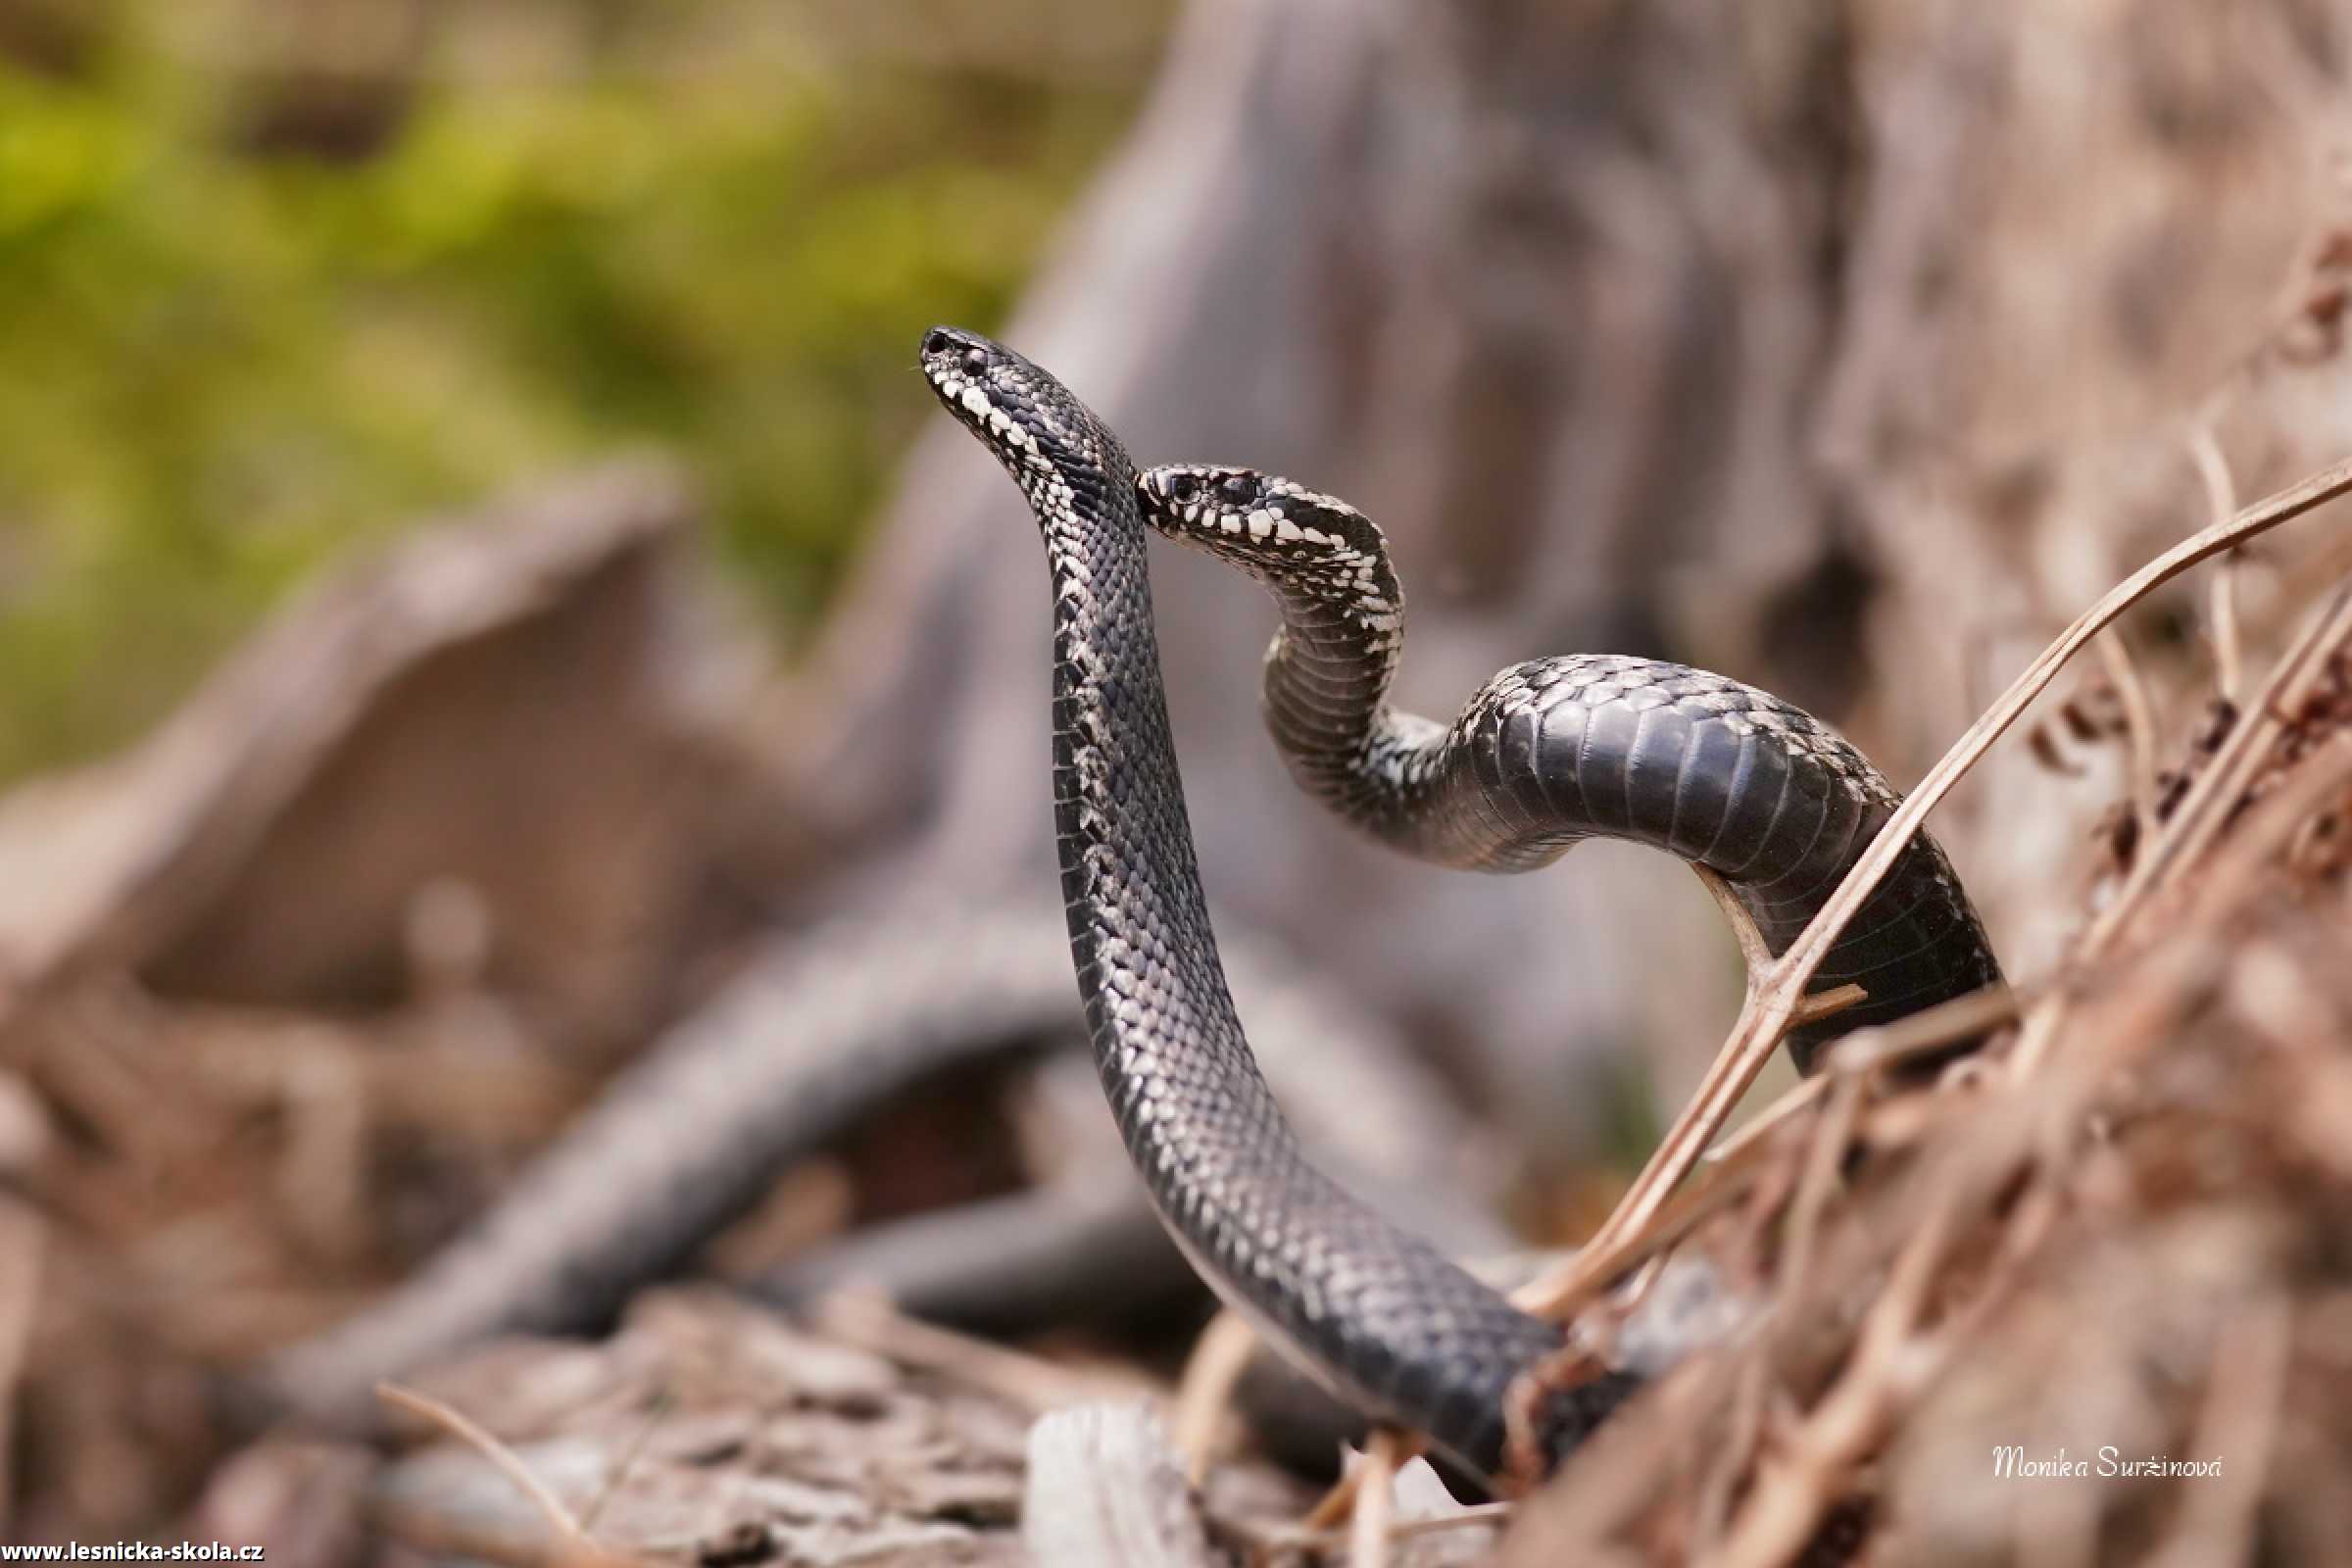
[1218,474,1255,505]
[960,347,989,376]
[923,329,952,358]
[1167,473,1200,503]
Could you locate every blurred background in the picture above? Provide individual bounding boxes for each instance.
[0,0,1161,779]
[2,0,2350,1557]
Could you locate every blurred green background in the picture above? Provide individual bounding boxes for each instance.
[0,0,1167,782]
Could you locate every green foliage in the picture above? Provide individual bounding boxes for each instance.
[0,6,1149,780]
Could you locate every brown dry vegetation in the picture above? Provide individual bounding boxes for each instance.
[6,1,2352,1565]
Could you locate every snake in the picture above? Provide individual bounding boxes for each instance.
[918,324,2002,1484]
[1129,463,2006,1071]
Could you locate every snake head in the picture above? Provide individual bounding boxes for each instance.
[1137,464,1394,594]
[919,325,1109,488]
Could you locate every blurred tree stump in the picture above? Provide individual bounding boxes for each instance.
[0,460,757,1048]
[760,0,1877,1152]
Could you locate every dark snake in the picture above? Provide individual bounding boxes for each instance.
[1130,461,2005,1070]
[919,325,2001,1482]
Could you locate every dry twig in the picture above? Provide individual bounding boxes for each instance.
[373,1382,637,1567]
[1348,1428,1403,1568]
[1171,1308,1263,1484]
[2189,425,2247,705]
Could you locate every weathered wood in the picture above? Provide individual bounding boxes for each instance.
[1023,1405,1220,1568]
[0,461,738,1043]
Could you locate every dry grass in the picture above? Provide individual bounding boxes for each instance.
[1496,466,2352,1565]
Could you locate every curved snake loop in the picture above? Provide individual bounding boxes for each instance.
[922,326,2000,1483]
[1132,462,2003,1072]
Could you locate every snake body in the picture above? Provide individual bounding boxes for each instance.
[1133,465,2004,1071]
[921,326,2001,1482]
[247,320,1997,1489]
[922,327,1638,1482]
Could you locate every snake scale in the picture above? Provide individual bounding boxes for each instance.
[919,325,2000,1482]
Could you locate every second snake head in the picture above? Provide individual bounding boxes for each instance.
[1136,463,1397,606]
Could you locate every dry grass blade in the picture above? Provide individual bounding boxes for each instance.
[1170,1308,1259,1484]
[2190,425,2246,704]
[373,1382,639,1568]
[2138,1296,2292,1568]
[1709,1154,2028,1568]
[1699,983,2025,1169]
[577,1394,669,1536]
[1691,1075,1865,1554]
[1348,1428,1402,1568]
[1774,451,2347,1010]
[1520,453,2352,1321]
[1516,869,1830,1311]
[1647,731,2352,1568]
[2006,585,2352,1079]
[2086,584,2352,956]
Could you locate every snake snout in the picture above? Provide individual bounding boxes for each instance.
[918,324,996,388]
[1137,464,1243,522]
[917,325,1082,473]
[1138,466,1385,571]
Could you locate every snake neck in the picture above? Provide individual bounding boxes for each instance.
[1136,466,1518,865]
[1250,549,1478,857]
[1043,492,1262,1082]
[1261,579,1567,871]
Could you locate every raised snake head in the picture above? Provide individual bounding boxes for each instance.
[1136,464,1401,613]
[919,326,1133,519]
